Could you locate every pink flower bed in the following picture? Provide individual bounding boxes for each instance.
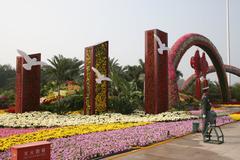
[0,128,45,138]
[0,116,233,160]
[189,109,227,116]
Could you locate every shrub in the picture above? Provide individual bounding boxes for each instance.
[40,103,57,113]
[0,90,15,108]
[175,97,200,111]
[231,83,240,101]
[108,96,137,114]
[40,94,83,114]
[0,96,8,108]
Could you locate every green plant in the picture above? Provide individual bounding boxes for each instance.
[0,90,15,107]
[208,81,222,102]
[175,96,200,111]
[61,94,84,111]
[40,103,57,113]
[40,94,83,114]
[108,96,137,114]
[108,58,144,113]
[0,64,16,91]
[0,96,8,107]
[231,83,240,101]
[44,55,84,108]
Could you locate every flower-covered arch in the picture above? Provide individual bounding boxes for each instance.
[181,65,240,91]
[168,33,229,107]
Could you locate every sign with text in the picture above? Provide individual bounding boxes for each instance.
[11,141,51,160]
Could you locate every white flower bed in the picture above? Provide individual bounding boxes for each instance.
[0,111,198,128]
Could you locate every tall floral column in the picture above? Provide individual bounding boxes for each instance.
[15,54,41,113]
[83,41,109,115]
[145,29,168,114]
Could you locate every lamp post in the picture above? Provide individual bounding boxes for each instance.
[226,0,231,86]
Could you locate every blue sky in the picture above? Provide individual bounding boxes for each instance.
[0,0,239,84]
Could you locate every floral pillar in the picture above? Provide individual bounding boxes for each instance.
[83,41,109,115]
[15,54,41,113]
[145,29,168,114]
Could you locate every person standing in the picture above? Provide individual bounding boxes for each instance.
[201,86,211,134]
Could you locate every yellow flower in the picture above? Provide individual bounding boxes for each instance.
[229,114,240,121]
[0,109,6,114]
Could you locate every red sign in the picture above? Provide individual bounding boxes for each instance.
[11,141,51,160]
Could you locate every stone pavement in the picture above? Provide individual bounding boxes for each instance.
[105,122,240,160]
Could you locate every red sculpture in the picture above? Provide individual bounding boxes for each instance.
[201,53,209,88]
[190,50,202,100]
[190,50,210,100]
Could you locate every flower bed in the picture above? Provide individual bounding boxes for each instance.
[229,113,240,121]
[216,104,240,107]
[0,109,6,115]
[189,109,229,116]
[0,111,197,128]
[0,128,46,138]
[0,122,149,151]
[0,116,233,160]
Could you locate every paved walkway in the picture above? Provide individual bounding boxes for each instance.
[105,122,240,160]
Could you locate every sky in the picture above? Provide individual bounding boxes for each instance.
[0,0,239,84]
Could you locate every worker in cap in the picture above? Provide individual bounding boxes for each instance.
[201,86,211,134]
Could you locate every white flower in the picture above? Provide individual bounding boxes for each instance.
[0,111,198,128]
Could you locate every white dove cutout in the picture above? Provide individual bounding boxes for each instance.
[91,67,112,84]
[17,49,48,70]
[153,34,170,54]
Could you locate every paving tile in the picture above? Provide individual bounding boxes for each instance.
[105,122,240,160]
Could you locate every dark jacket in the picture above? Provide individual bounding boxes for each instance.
[201,94,211,115]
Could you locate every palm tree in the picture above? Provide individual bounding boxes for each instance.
[123,59,145,90]
[109,58,126,96]
[108,58,144,110]
[44,55,83,105]
[138,59,145,73]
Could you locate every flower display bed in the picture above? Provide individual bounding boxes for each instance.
[0,111,197,128]
[229,113,240,121]
[0,128,46,138]
[189,109,229,117]
[0,122,149,151]
[0,115,234,160]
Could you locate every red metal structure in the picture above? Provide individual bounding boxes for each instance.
[15,54,41,113]
[145,29,168,114]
